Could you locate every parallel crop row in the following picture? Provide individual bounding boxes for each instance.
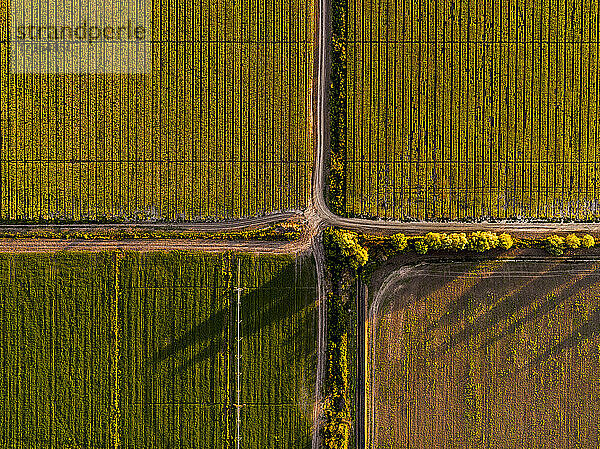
[368,261,600,447]
[0,0,314,221]
[0,252,317,448]
[0,253,114,447]
[342,0,600,220]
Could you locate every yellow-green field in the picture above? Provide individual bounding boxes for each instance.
[0,0,313,221]
[340,0,600,220]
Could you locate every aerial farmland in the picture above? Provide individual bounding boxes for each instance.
[367,259,600,448]
[0,252,317,447]
[335,0,600,220]
[2,0,600,447]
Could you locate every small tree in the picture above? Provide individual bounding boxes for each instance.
[582,234,595,248]
[440,233,453,250]
[391,233,408,252]
[329,229,369,270]
[413,238,429,255]
[468,231,499,252]
[498,233,514,250]
[565,234,581,249]
[425,232,444,250]
[545,235,566,256]
[448,233,468,251]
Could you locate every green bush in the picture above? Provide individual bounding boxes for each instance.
[545,235,566,256]
[448,232,468,251]
[498,233,514,250]
[440,233,453,249]
[468,231,499,252]
[425,232,444,250]
[582,234,595,248]
[391,233,408,252]
[565,234,581,249]
[329,229,369,269]
[413,238,429,255]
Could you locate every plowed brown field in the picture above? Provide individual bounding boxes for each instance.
[368,260,600,448]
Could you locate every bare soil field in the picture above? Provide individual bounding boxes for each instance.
[367,260,600,449]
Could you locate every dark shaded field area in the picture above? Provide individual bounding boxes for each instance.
[368,260,600,448]
[0,252,317,448]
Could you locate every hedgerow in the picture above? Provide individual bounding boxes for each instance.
[328,0,348,215]
[321,228,358,449]
[373,232,595,256]
[327,229,368,270]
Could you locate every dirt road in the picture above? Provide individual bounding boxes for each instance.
[0,237,311,254]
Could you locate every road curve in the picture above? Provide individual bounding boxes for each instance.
[0,211,304,234]
[310,0,330,225]
[309,0,329,445]
[308,0,600,236]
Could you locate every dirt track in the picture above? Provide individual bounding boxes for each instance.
[0,237,311,254]
[0,210,303,234]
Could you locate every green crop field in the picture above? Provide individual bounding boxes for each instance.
[0,253,114,447]
[338,0,600,220]
[0,251,317,448]
[0,0,314,221]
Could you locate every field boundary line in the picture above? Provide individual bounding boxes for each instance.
[309,0,600,236]
[311,235,327,449]
[235,259,243,449]
[111,251,123,449]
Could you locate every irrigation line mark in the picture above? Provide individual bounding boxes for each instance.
[51,260,56,447]
[234,258,244,449]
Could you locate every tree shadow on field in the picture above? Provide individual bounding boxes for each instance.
[378,259,527,343]
[422,260,517,334]
[138,256,318,446]
[147,256,317,374]
[374,259,600,369]
[429,262,600,361]
[518,306,600,374]
[375,262,485,319]
[479,269,600,353]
